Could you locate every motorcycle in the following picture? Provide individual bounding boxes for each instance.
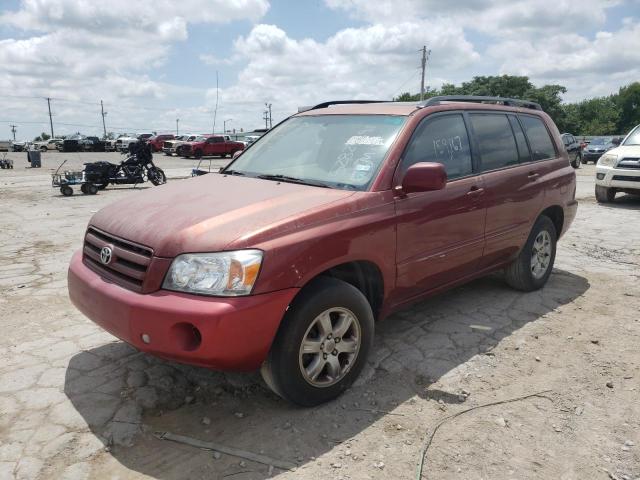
[82,141,166,192]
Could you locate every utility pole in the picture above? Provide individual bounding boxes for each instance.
[10,124,16,141]
[46,97,54,138]
[212,71,219,133]
[100,100,107,138]
[263,109,269,129]
[223,118,232,133]
[419,46,431,101]
[265,103,272,129]
[176,118,179,136]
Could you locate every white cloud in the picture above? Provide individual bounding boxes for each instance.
[207,21,479,126]
[0,0,269,138]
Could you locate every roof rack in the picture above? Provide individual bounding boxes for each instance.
[419,95,542,111]
[299,100,388,113]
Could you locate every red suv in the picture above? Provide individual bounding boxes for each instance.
[68,96,577,406]
[147,134,175,152]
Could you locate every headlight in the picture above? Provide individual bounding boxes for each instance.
[598,154,617,167]
[163,250,263,296]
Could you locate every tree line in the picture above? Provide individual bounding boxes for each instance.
[395,76,640,136]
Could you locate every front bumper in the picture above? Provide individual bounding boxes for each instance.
[583,151,605,162]
[68,250,299,371]
[162,147,178,154]
[595,165,640,190]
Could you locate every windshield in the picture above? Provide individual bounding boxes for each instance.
[193,136,206,142]
[224,115,406,190]
[622,125,640,146]
[590,138,608,145]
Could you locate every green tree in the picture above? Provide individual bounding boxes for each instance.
[616,82,640,134]
[575,96,620,135]
[33,132,51,142]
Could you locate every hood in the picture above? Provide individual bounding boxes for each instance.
[608,145,640,158]
[89,174,356,257]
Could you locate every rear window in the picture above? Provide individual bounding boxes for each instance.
[470,113,519,171]
[519,115,556,160]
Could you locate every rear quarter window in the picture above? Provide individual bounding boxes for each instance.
[519,115,556,160]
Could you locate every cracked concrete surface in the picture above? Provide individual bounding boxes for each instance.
[1,152,639,480]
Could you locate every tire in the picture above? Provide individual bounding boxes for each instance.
[595,185,616,203]
[261,277,374,407]
[581,157,587,164]
[40,146,47,152]
[60,185,73,196]
[571,153,580,169]
[87,183,98,195]
[504,215,557,292]
[149,167,166,186]
[80,183,88,194]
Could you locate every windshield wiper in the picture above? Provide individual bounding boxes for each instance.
[257,174,329,188]
[222,169,245,176]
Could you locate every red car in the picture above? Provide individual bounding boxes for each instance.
[68,96,577,406]
[179,134,244,158]
[147,134,175,152]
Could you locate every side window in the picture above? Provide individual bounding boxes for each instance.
[401,114,472,180]
[469,113,519,171]
[519,115,556,160]
[508,115,531,163]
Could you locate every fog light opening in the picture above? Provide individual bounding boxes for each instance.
[171,322,202,352]
[596,173,605,180]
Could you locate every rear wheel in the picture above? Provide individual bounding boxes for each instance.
[504,215,557,292]
[261,277,374,406]
[571,152,581,168]
[40,146,47,152]
[60,185,73,196]
[595,185,616,203]
[87,183,98,195]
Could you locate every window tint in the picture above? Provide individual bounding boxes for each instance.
[401,114,472,180]
[519,115,556,160]
[470,114,519,171]
[508,115,531,163]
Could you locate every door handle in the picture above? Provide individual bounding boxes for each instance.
[466,186,484,197]
[528,171,540,180]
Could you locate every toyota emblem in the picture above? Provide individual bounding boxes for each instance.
[100,246,113,265]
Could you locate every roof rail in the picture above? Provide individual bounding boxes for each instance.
[420,95,542,111]
[300,100,388,112]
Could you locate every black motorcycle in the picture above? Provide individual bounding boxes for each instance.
[82,141,166,192]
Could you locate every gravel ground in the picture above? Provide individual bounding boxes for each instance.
[0,152,638,480]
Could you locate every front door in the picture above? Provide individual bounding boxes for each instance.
[394,112,487,303]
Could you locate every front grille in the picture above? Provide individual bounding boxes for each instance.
[83,227,153,292]
[617,158,640,169]
[612,175,640,182]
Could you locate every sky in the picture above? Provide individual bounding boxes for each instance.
[1,0,639,141]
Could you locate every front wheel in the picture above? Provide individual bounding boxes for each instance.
[504,215,557,292]
[60,185,73,196]
[261,277,374,406]
[148,167,166,186]
[571,153,581,168]
[595,185,616,203]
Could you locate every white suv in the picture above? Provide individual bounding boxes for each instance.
[595,124,640,203]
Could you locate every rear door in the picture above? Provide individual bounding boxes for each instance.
[394,112,487,301]
[470,113,552,269]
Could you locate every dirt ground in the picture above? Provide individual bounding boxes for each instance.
[0,151,638,480]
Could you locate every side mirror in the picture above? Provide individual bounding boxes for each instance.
[232,150,243,159]
[611,137,622,146]
[401,162,447,194]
